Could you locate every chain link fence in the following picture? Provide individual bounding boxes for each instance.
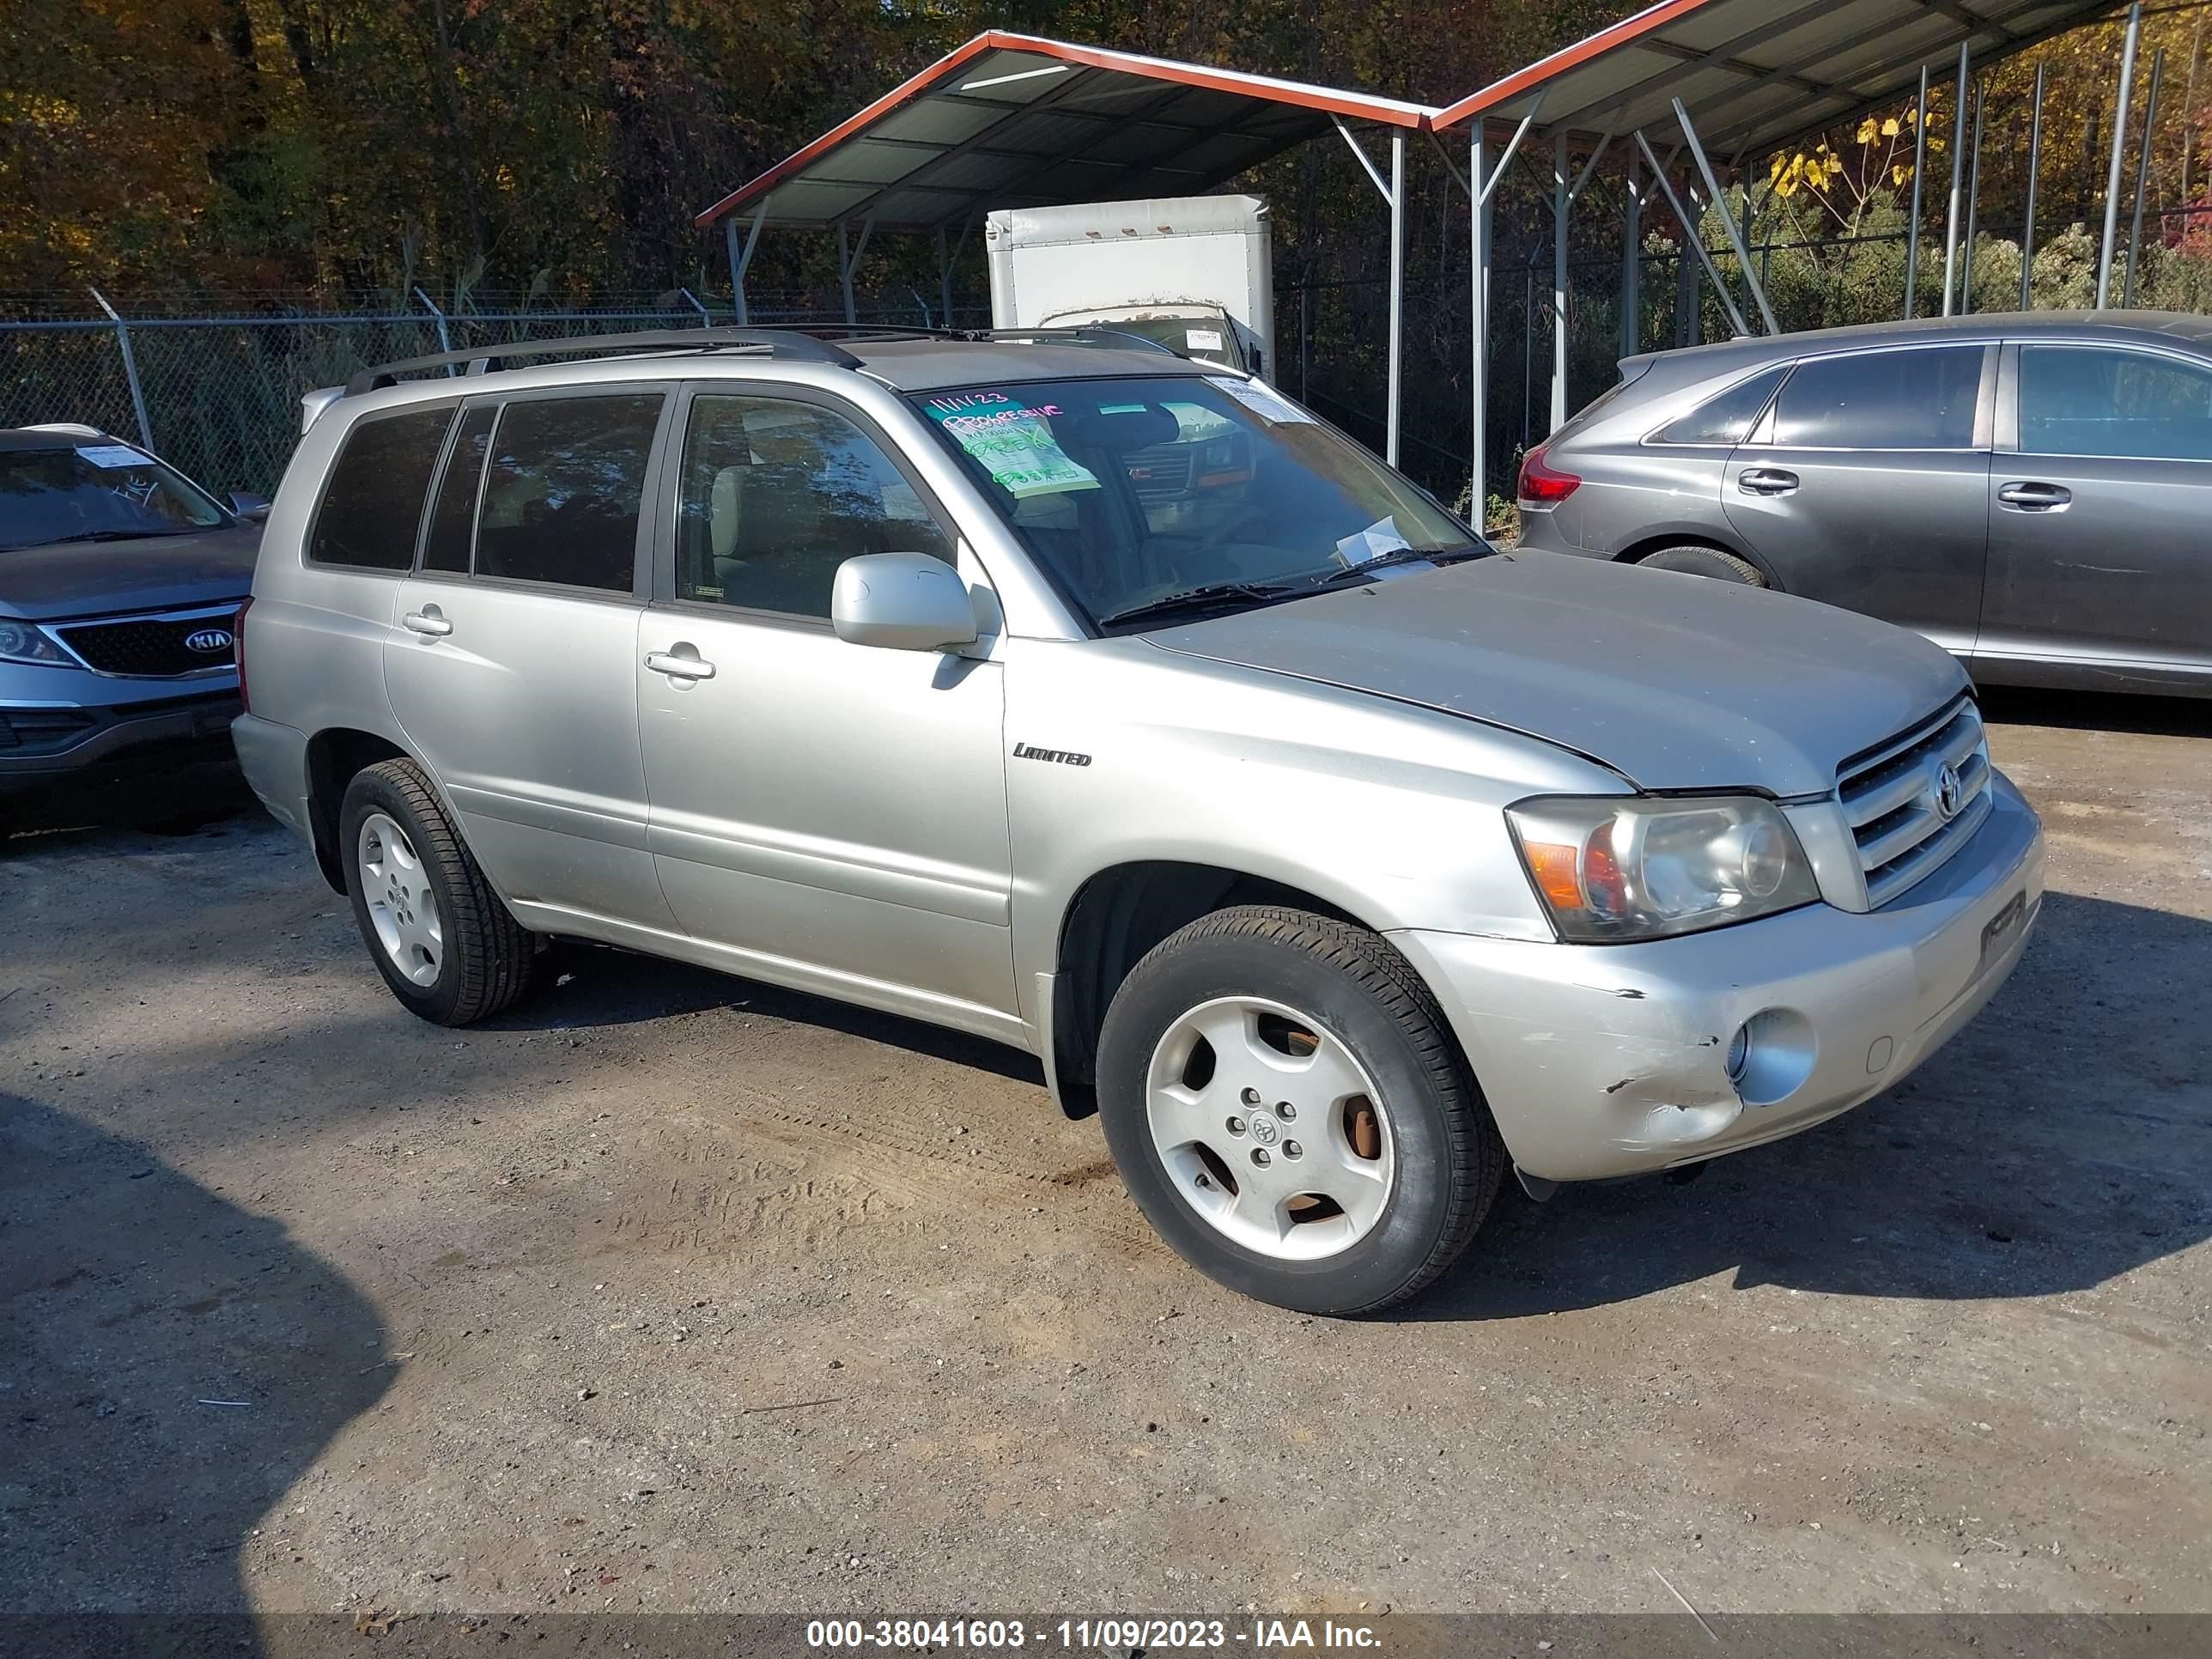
[0,291,981,498]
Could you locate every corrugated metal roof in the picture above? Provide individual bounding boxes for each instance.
[696,32,1437,234]
[1433,0,2126,157]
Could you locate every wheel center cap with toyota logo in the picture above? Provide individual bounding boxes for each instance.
[1929,759,1965,821]
[185,628,234,655]
[1245,1109,1282,1147]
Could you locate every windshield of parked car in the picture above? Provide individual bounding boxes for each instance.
[0,441,229,550]
[911,375,1481,630]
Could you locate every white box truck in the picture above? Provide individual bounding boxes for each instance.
[984,195,1274,380]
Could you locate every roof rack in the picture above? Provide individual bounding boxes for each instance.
[343,325,863,395]
[340,320,1188,398]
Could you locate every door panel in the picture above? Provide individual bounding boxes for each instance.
[388,580,675,928]
[1978,343,2212,678]
[1721,344,1994,652]
[638,614,1014,1016]
[637,385,1016,1024]
[382,386,678,931]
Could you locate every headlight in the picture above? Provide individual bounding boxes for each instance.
[0,620,74,668]
[1506,794,1821,942]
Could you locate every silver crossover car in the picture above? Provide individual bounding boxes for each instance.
[233,327,2043,1314]
[1516,311,2212,697]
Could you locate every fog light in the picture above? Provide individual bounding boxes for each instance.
[1726,1024,1751,1085]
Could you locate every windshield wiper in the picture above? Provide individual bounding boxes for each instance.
[1096,580,1310,630]
[30,529,183,546]
[1311,543,1489,586]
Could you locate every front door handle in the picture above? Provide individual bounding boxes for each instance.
[402,608,453,637]
[644,647,715,681]
[1737,467,1801,496]
[1998,481,2073,513]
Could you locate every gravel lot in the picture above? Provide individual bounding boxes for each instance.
[3,690,2208,1623]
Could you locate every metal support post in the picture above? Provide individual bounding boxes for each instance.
[1552,131,1570,433]
[1620,148,1642,362]
[2100,2,2144,309]
[1389,128,1405,466]
[1941,43,1970,318]
[1470,130,1489,513]
[87,287,153,450]
[1633,130,1752,339]
[1960,81,1984,313]
[2125,47,2166,307]
[726,204,767,325]
[1905,65,1929,318]
[1671,98,1777,334]
[2022,61,2045,310]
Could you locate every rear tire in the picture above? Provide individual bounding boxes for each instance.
[1636,544,1768,586]
[340,757,537,1026]
[1096,905,1504,1316]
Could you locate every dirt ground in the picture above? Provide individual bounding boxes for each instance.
[2,688,2208,1625]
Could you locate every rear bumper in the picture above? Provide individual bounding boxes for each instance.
[0,689,242,793]
[1391,773,2045,1183]
[229,712,313,842]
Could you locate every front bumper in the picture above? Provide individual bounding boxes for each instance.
[0,687,242,793]
[1391,773,2045,1183]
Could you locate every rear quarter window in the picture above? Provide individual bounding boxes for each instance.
[308,405,456,570]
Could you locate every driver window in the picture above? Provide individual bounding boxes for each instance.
[677,394,952,618]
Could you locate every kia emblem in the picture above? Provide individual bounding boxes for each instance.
[185,628,234,654]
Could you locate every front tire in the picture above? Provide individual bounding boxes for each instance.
[1096,906,1504,1315]
[340,757,537,1026]
[1636,544,1768,586]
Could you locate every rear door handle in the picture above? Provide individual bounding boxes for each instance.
[644,648,715,681]
[1999,481,2073,513]
[402,608,453,637]
[1737,467,1800,496]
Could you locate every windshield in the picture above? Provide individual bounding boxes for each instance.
[0,441,229,551]
[912,375,1481,630]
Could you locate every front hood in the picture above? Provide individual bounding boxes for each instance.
[0,525,259,621]
[1145,553,1969,798]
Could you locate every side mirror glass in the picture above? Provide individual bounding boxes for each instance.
[830,552,980,653]
[229,492,272,523]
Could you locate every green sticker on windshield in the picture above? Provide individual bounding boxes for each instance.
[923,392,1100,500]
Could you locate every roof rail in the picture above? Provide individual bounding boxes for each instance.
[342,325,863,395]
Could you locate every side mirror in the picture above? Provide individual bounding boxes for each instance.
[830,552,980,653]
[229,492,271,523]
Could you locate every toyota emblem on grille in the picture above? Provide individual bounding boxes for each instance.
[1931,760,1965,821]
[184,628,234,654]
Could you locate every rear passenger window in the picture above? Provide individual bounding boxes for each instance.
[1769,348,1983,449]
[476,393,664,592]
[674,394,951,618]
[1652,366,1787,445]
[421,404,496,573]
[308,406,453,569]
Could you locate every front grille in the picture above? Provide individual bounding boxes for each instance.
[56,607,240,678]
[1838,696,1992,908]
[0,707,98,755]
[1125,443,1196,503]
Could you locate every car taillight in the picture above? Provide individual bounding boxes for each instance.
[234,593,253,713]
[1517,446,1582,505]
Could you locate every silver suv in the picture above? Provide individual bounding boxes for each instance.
[234,326,2044,1314]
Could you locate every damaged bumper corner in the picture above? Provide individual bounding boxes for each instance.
[1389,774,2045,1185]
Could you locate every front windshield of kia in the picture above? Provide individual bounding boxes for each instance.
[0,441,230,550]
[910,375,1485,631]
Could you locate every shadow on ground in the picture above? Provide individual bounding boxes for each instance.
[1978,684,2212,738]
[0,1096,391,1617]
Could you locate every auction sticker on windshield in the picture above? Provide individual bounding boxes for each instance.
[76,445,149,469]
[1216,380,1314,425]
[923,392,1099,500]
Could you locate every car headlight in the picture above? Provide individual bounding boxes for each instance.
[0,620,74,668]
[1506,794,1821,942]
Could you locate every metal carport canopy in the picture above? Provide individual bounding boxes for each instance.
[1431,0,2121,161]
[693,31,1437,461]
[1431,0,2134,506]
